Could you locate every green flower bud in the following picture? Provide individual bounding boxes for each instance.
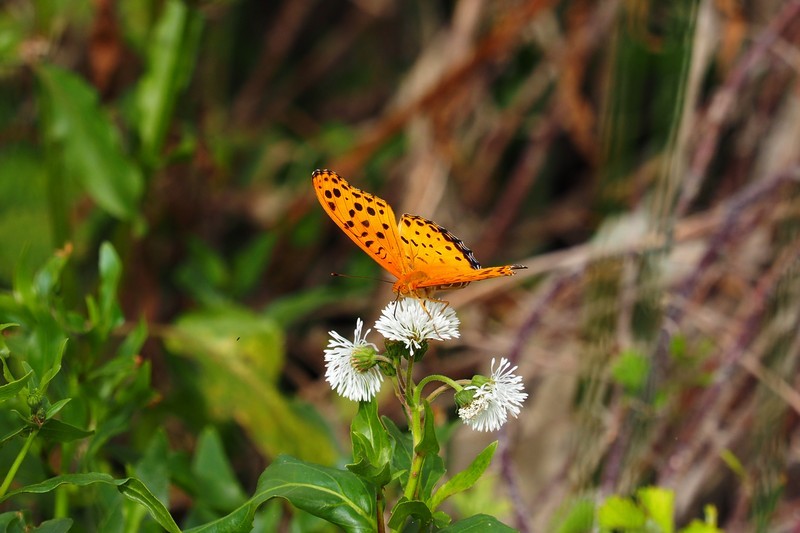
[385,340,410,360]
[377,360,396,377]
[454,388,476,408]
[350,344,378,372]
[27,389,43,410]
[470,374,490,388]
[412,340,428,362]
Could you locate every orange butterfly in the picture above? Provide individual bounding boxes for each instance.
[313,169,526,299]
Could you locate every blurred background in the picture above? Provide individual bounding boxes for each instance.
[1,0,800,530]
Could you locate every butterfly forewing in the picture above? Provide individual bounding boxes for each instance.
[312,169,405,278]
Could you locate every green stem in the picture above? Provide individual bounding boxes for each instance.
[0,429,38,498]
[403,404,424,501]
[376,489,386,533]
[404,357,415,405]
[414,374,462,406]
[402,375,470,501]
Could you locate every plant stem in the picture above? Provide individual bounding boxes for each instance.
[404,356,415,405]
[376,489,386,533]
[414,374,462,406]
[0,429,37,498]
[403,404,424,501]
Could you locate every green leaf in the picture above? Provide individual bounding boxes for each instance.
[383,416,411,484]
[719,449,746,478]
[415,402,439,456]
[347,400,393,488]
[37,418,94,443]
[33,251,68,300]
[136,0,203,163]
[598,495,646,529]
[0,511,24,531]
[136,430,171,506]
[39,338,67,394]
[638,486,674,533]
[30,518,73,533]
[1,473,180,533]
[0,370,32,403]
[256,456,376,532]
[680,505,722,533]
[0,424,27,446]
[428,441,497,511]
[118,317,148,358]
[166,306,336,464]
[36,65,143,220]
[611,349,650,394]
[551,497,595,533]
[186,455,377,533]
[44,398,71,419]
[192,427,247,511]
[387,498,432,530]
[438,514,516,532]
[97,242,124,337]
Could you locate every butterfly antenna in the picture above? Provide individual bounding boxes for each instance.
[330,272,393,284]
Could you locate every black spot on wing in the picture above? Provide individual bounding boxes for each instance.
[403,214,481,269]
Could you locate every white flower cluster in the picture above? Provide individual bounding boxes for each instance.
[323,299,527,432]
[457,358,528,432]
[323,318,382,401]
[374,298,459,353]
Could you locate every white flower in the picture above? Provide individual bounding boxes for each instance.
[458,357,528,432]
[324,318,383,401]
[374,298,460,354]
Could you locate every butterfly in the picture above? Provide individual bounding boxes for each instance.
[312,169,526,299]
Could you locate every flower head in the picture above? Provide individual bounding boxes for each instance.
[374,298,459,355]
[324,318,383,401]
[458,357,528,432]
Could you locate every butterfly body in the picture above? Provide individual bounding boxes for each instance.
[313,169,525,298]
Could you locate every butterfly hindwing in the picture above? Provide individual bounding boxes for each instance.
[312,169,405,278]
[398,214,481,272]
[398,214,524,291]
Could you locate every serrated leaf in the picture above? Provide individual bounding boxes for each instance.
[36,65,143,220]
[1,473,180,533]
[428,441,497,511]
